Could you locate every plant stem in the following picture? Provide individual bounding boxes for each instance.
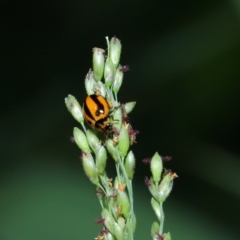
[159,202,165,235]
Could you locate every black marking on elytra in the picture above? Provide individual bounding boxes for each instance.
[90,94,105,116]
[84,100,94,120]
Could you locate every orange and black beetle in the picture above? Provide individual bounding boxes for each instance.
[83,92,112,132]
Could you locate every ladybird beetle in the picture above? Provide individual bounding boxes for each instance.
[83,92,112,132]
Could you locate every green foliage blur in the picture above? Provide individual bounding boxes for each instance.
[1,1,240,239]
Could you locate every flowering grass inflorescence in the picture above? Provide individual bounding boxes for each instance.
[65,36,177,240]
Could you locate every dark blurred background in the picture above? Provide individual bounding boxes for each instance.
[1,0,240,239]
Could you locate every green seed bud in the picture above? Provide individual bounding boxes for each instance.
[163,232,172,240]
[92,47,105,82]
[148,177,158,200]
[109,36,121,67]
[124,151,135,180]
[114,177,120,189]
[84,69,95,95]
[111,205,118,221]
[151,222,160,239]
[118,125,130,158]
[150,152,163,184]
[103,194,110,209]
[151,198,163,222]
[105,87,115,105]
[124,102,136,114]
[96,146,107,175]
[113,222,124,240]
[105,138,119,162]
[158,173,173,202]
[95,80,107,97]
[104,57,115,87]
[82,152,99,185]
[112,107,122,132]
[102,208,116,234]
[104,232,114,240]
[113,65,123,93]
[126,212,136,234]
[65,95,84,124]
[131,212,137,233]
[73,127,91,153]
[97,82,107,97]
[117,216,125,230]
[117,189,130,218]
[86,129,101,154]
